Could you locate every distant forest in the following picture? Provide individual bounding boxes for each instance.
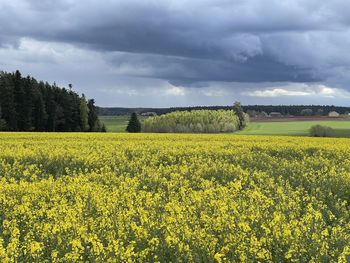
[98,105,350,117]
[0,71,104,132]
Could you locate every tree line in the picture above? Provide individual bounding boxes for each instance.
[0,70,105,132]
[242,105,350,116]
[99,104,350,117]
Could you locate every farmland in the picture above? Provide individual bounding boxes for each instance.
[0,133,349,261]
[99,116,148,132]
[100,115,350,137]
[239,120,350,137]
[99,116,131,132]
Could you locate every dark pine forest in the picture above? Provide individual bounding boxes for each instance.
[0,70,103,132]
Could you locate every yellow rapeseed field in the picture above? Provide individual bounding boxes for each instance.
[0,133,349,262]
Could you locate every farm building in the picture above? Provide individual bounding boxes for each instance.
[269,112,283,118]
[328,111,340,117]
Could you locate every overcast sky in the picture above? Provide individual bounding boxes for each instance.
[1,0,350,107]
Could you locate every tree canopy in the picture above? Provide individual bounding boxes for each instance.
[0,70,102,132]
[142,110,247,133]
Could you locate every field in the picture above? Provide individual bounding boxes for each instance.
[99,116,131,132]
[100,115,350,137]
[239,120,350,137]
[100,116,149,132]
[0,133,349,262]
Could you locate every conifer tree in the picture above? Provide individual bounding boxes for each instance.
[80,94,90,131]
[33,90,47,131]
[0,70,103,132]
[126,112,141,133]
[21,76,34,130]
[101,123,107,132]
[0,105,8,131]
[88,99,99,131]
[0,73,17,130]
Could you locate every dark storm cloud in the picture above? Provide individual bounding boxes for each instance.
[107,52,319,85]
[0,0,349,90]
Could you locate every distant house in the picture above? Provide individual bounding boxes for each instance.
[141,112,158,117]
[328,111,340,117]
[269,112,283,118]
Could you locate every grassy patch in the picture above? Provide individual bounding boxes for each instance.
[99,116,130,132]
[100,115,147,132]
[239,121,350,137]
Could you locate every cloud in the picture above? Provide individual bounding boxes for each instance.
[247,89,311,97]
[106,51,318,84]
[0,0,350,106]
[243,83,350,98]
[164,86,186,96]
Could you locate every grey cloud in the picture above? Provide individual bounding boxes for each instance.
[106,51,319,85]
[0,0,350,106]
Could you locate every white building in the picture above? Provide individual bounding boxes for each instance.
[141,112,158,117]
[328,111,340,117]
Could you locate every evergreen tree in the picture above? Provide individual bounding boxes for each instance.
[55,105,66,132]
[0,70,102,132]
[101,123,107,132]
[79,94,90,131]
[46,91,58,132]
[233,101,246,130]
[0,73,17,130]
[0,105,8,131]
[13,70,27,130]
[88,99,99,131]
[21,76,34,130]
[126,112,141,133]
[32,88,47,131]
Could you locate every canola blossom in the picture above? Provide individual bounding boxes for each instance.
[0,133,349,262]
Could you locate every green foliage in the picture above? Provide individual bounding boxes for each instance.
[0,72,17,130]
[0,119,7,131]
[301,108,313,116]
[0,70,101,132]
[126,112,141,133]
[310,125,335,137]
[316,108,324,116]
[88,99,102,132]
[142,110,245,133]
[0,105,7,130]
[32,89,48,132]
[233,101,247,129]
[79,95,89,131]
[101,123,107,132]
